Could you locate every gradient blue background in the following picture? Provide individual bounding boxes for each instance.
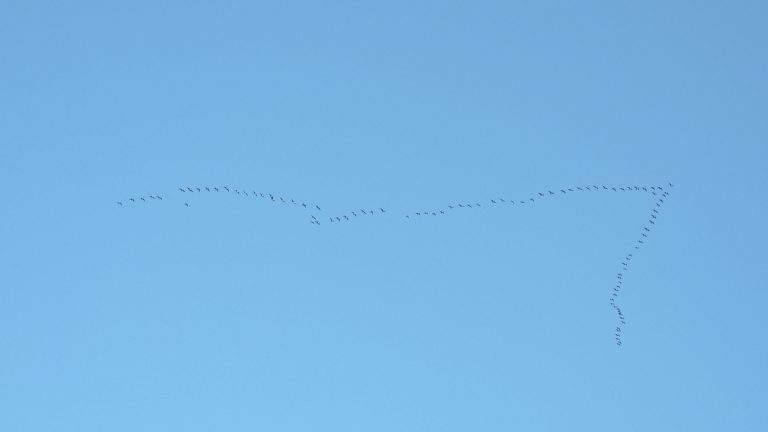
[2,1,766,430]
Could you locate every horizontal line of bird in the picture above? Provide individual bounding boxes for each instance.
[116,186,322,211]
[307,184,672,225]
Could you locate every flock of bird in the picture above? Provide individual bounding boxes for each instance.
[116,182,674,347]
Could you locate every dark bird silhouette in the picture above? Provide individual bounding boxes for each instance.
[560,189,566,193]
[316,205,321,210]
[187,187,194,192]
[196,187,201,192]
[491,199,497,203]
[302,203,307,208]
[380,208,386,213]
[206,187,210,192]
[140,197,145,201]
[538,192,544,196]
[214,187,219,192]
[548,191,554,195]
[576,187,582,191]
[224,187,230,192]
[117,201,123,206]
[184,202,189,207]
[129,198,135,202]
[179,188,185,192]
[344,215,349,220]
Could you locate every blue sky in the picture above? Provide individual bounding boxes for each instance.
[1,1,766,430]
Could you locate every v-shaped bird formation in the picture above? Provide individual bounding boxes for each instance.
[115,181,675,347]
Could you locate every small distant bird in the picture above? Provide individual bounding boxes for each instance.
[352,212,357,217]
[224,187,230,192]
[302,203,307,208]
[560,189,566,193]
[206,187,210,192]
[576,187,582,191]
[130,198,135,202]
[149,196,156,199]
[548,191,554,195]
[179,188,185,192]
[214,187,219,192]
[140,197,145,201]
[184,202,189,207]
[344,215,349,220]
[380,208,386,213]
[491,199,497,204]
[361,209,367,214]
[117,201,123,206]
[538,192,544,196]
[187,187,194,192]
[316,205,321,211]
[196,187,201,192]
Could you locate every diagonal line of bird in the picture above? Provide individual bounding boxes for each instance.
[115,182,675,347]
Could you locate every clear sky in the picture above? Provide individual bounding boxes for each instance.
[1,1,767,430]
